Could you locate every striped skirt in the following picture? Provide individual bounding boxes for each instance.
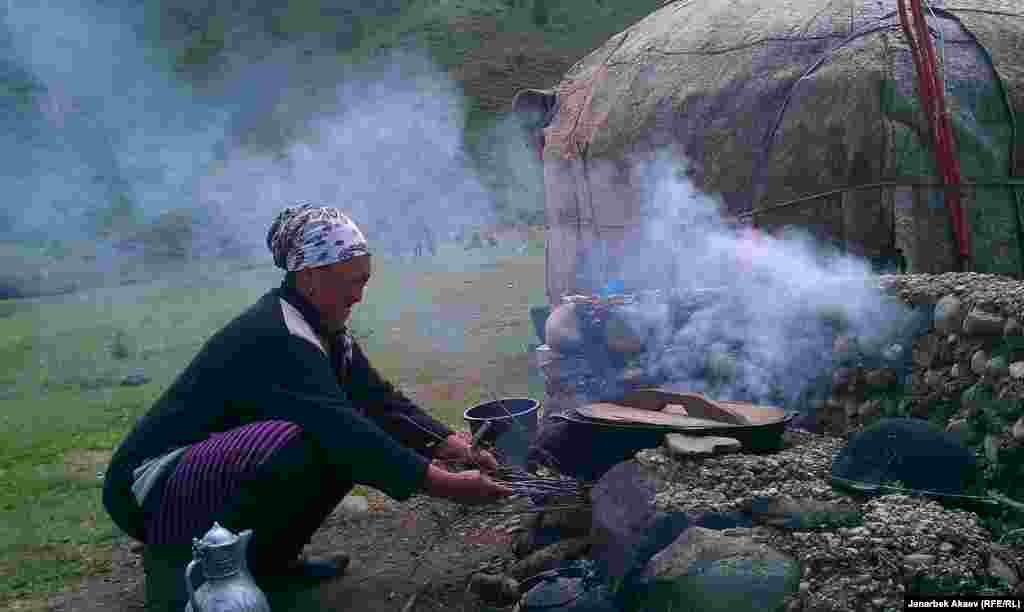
[144,420,303,545]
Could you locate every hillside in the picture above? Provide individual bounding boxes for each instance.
[160,0,664,122]
[0,0,665,298]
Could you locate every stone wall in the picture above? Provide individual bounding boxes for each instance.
[537,272,1024,499]
[817,273,1024,499]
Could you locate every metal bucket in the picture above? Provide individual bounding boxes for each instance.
[464,398,540,468]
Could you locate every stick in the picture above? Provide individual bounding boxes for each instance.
[470,420,493,449]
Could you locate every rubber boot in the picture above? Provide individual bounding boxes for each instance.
[143,543,195,612]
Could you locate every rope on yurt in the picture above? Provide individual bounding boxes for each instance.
[941,8,1024,19]
[760,21,902,153]
[939,6,1024,276]
[738,178,1024,220]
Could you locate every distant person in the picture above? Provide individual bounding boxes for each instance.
[103,204,510,610]
[423,225,437,256]
[412,223,436,257]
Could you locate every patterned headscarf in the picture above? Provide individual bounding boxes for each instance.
[266,204,370,272]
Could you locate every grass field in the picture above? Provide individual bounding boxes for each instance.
[0,237,546,607]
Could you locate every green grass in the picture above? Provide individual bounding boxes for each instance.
[0,238,546,606]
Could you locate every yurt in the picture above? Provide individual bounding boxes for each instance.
[513,0,1024,306]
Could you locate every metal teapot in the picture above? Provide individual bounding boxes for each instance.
[184,523,271,612]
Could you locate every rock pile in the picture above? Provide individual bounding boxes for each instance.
[638,430,1023,611]
[539,273,1024,503]
[812,273,1024,500]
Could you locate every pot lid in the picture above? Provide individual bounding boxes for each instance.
[196,522,237,547]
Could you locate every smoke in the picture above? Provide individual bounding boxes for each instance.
[201,50,499,256]
[1,1,521,292]
[608,155,918,409]
[1,1,229,241]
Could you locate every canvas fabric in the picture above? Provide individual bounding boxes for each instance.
[536,0,1024,302]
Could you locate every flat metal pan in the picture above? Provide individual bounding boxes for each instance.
[575,403,734,428]
[554,406,797,452]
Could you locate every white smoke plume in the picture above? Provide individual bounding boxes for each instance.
[201,50,499,256]
[604,155,920,410]
[1,1,523,278]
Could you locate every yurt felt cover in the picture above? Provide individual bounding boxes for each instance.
[538,0,1024,303]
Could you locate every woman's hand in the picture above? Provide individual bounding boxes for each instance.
[433,432,500,472]
[424,465,512,505]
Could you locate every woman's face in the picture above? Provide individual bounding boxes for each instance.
[304,255,372,330]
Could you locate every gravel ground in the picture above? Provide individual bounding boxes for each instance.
[638,429,1023,612]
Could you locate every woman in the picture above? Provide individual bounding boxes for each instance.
[103,204,510,610]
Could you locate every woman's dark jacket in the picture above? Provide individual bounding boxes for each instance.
[103,283,454,541]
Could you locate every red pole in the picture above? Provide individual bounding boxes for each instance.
[898,0,970,268]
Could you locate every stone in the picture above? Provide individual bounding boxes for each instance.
[1010,362,1024,380]
[665,434,742,458]
[923,369,944,390]
[338,494,369,516]
[933,295,964,334]
[843,396,860,418]
[507,537,591,581]
[963,308,1006,336]
[989,554,1020,588]
[636,527,800,612]
[971,350,990,376]
[1014,417,1024,442]
[939,542,955,553]
[987,356,1010,379]
[904,553,936,565]
[1005,318,1024,337]
[942,334,959,362]
[588,461,663,579]
[743,496,862,530]
[858,399,881,419]
[912,336,940,369]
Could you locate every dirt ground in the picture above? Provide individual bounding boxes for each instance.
[46,491,522,612]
